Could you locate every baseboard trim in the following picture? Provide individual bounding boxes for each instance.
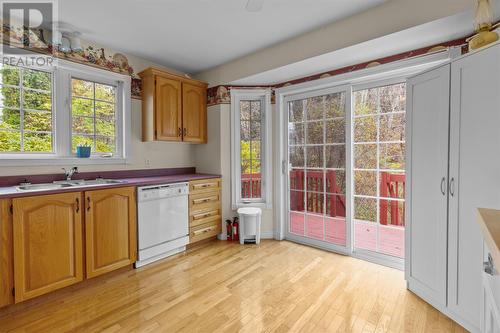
[218,231,275,240]
[260,231,274,239]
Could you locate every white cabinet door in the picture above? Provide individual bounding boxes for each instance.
[406,64,450,309]
[449,43,500,333]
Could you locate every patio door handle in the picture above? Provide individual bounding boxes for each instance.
[440,177,446,195]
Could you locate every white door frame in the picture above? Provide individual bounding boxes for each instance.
[274,50,452,267]
[283,84,353,255]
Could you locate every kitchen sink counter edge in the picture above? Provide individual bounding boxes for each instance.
[0,173,221,199]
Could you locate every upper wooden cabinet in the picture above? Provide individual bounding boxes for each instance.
[155,76,182,141]
[85,187,137,279]
[12,193,83,303]
[139,67,208,143]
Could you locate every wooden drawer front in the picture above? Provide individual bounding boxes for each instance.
[190,222,220,243]
[189,178,220,194]
[191,209,221,228]
[190,191,220,211]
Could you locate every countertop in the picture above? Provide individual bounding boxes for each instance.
[0,173,220,199]
[478,208,500,269]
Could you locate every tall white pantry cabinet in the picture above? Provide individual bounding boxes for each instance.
[407,42,500,333]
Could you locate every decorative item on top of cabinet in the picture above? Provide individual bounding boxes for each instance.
[0,199,13,308]
[12,193,84,303]
[189,178,222,244]
[85,187,137,278]
[139,67,207,143]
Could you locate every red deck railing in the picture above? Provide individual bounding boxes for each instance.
[241,173,261,198]
[379,172,405,226]
[288,170,346,218]
[286,170,405,226]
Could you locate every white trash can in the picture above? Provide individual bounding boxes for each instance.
[237,207,262,245]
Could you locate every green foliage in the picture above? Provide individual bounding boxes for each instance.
[70,79,116,154]
[0,68,117,154]
[0,65,53,153]
[240,140,260,175]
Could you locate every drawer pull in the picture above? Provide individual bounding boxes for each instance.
[194,183,216,189]
[193,226,215,236]
[193,210,217,220]
[193,196,218,204]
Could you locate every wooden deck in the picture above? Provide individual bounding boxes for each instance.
[0,240,465,332]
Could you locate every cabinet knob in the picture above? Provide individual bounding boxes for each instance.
[183,128,187,136]
[178,127,182,137]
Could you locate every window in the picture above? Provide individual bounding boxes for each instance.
[353,82,406,258]
[0,64,53,153]
[231,89,272,208]
[71,78,117,154]
[0,57,131,165]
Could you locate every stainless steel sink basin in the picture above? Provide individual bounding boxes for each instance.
[17,179,124,192]
[57,179,124,186]
[17,183,75,192]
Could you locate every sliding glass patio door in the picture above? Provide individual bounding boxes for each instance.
[285,86,351,253]
[352,83,406,262]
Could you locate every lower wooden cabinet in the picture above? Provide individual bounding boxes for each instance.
[12,193,83,303]
[0,199,13,308]
[1,179,215,306]
[5,186,137,304]
[189,178,222,244]
[85,187,137,278]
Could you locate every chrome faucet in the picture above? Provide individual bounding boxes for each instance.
[62,167,78,181]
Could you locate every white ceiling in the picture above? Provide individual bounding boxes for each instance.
[58,0,386,74]
[230,10,476,86]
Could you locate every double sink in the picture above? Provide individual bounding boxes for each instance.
[17,178,124,192]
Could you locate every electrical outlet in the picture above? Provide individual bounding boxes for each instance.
[144,159,151,168]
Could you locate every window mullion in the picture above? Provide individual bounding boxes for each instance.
[55,69,70,157]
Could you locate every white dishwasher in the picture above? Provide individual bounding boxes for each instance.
[135,182,189,268]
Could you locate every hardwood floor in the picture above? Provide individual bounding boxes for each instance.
[0,240,467,333]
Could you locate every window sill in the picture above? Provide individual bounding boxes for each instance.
[0,156,128,167]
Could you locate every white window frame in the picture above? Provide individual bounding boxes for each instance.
[0,55,131,166]
[231,88,272,209]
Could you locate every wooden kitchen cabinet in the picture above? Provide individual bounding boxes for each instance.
[85,187,137,278]
[182,82,207,143]
[0,199,13,308]
[12,193,83,303]
[155,76,182,141]
[139,67,208,143]
[189,178,222,244]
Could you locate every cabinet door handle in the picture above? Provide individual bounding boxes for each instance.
[449,177,455,197]
[75,198,80,213]
[440,177,446,196]
[183,128,187,136]
[87,197,91,211]
[178,127,182,137]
